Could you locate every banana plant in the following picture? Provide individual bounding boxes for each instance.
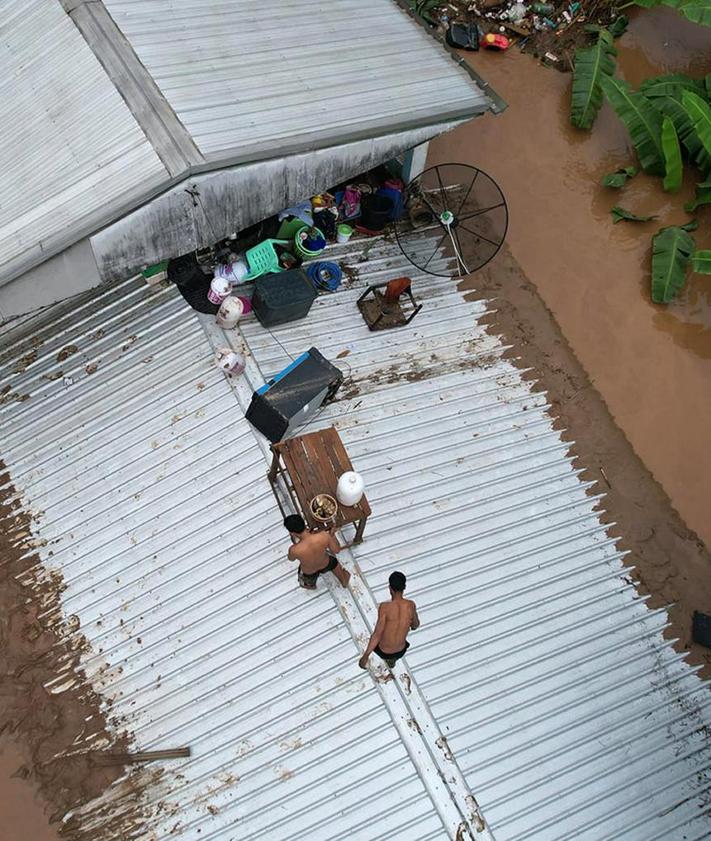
[600,76,665,174]
[621,0,711,27]
[611,206,658,223]
[651,96,711,172]
[661,117,683,191]
[692,250,711,273]
[674,0,711,26]
[685,178,711,212]
[570,30,617,130]
[651,223,697,303]
[601,165,638,187]
[681,91,711,174]
[639,73,707,99]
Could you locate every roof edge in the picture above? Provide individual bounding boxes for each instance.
[0,115,477,291]
[392,0,508,114]
[60,0,204,176]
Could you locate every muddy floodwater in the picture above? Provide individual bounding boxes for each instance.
[431,8,711,548]
[0,738,61,841]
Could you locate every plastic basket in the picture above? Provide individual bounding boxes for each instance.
[244,239,290,280]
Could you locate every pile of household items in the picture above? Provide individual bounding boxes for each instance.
[157,171,407,330]
[426,0,624,69]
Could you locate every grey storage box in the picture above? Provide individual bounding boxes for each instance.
[252,269,317,327]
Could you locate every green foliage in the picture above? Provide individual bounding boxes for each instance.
[570,30,617,130]
[625,0,711,26]
[638,73,706,99]
[692,250,711,273]
[600,76,665,174]
[682,91,711,173]
[651,96,711,171]
[609,14,630,35]
[676,0,711,26]
[651,225,696,303]
[610,206,658,223]
[684,178,711,211]
[661,117,683,190]
[407,0,440,23]
[601,165,638,187]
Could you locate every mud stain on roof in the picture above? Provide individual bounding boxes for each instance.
[0,460,151,839]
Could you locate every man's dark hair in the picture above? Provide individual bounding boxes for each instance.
[284,514,306,533]
[389,571,406,592]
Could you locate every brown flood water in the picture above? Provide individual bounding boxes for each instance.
[0,739,61,841]
[430,8,711,547]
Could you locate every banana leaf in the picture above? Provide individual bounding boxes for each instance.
[684,178,711,211]
[661,117,683,191]
[570,30,617,130]
[407,0,440,23]
[611,206,658,223]
[651,96,711,170]
[608,14,629,36]
[706,73,711,99]
[692,250,711,273]
[625,0,711,25]
[682,91,711,174]
[651,225,696,303]
[601,165,637,187]
[601,76,665,174]
[676,0,711,25]
[639,73,706,99]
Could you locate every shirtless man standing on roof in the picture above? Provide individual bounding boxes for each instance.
[359,571,420,669]
[284,514,351,589]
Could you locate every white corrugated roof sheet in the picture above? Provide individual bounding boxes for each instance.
[2,231,709,840]
[0,0,168,281]
[1,0,495,290]
[103,0,491,159]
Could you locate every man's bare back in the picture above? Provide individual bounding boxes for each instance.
[376,598,418,653]
[288,529,340,575]
[359,571,420,669]
[283,515,351,589]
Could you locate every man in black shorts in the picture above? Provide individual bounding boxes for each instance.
[359,571,420,668]
[284,515,350,589]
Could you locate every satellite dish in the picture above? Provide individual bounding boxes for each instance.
[395,163,508,278]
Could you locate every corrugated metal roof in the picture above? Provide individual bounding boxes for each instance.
[0,0,168,282]
[102,0,493,160]
[238,234,711,841]
[2,0,497,302]
[2,230,709,840]
[0,269,490,840]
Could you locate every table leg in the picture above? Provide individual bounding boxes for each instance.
[268,448,280,484]
[354,518,366,544]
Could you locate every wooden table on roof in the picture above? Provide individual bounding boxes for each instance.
[268,426,370,543]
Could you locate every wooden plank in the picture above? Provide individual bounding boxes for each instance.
[321,430,371,518]
[278,427,371,528]
[302,435,334,495]
[281,440,312,507]
[281,436,323,528]
[301,434,340,528]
